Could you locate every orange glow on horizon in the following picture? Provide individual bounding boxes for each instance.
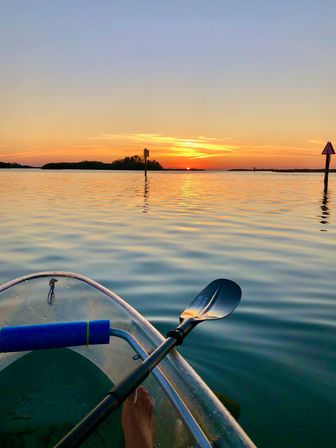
[0,133,334,170]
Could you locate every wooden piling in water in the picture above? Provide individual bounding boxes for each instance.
[144,148,149,178]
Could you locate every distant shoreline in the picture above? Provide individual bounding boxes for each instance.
[0,161,334,173]
[229,168,336,173]
[0,160,205,171]
[0,162,35,169]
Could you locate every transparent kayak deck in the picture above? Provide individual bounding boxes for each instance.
[0,272,255,448]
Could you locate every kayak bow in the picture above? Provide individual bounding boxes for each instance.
[0,272,255,448]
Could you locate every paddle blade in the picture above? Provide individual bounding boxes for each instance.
[180,279,242,322]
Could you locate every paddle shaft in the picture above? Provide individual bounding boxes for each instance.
[54,319,196,448]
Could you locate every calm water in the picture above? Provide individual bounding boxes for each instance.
[0,169,335,447]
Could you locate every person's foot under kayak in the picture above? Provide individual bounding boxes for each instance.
[122,387,154,448]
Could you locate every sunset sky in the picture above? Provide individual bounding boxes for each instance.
[1,1,335,169]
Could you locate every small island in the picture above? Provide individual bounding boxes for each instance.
[41,155,163,170]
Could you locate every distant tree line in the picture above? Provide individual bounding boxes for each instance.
[0,162,33,168]
[41,155,163,170]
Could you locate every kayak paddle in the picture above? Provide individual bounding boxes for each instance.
[54,278,242,448]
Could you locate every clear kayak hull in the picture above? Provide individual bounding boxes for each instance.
[0,272,256,448]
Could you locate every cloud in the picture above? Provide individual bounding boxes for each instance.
[189,153,224,160]
[88,132,325,162]
[307,139,324,145]
[0,148,49,160]
[90,133,240,160]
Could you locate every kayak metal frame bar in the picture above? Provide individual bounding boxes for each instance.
[109,327,213,448]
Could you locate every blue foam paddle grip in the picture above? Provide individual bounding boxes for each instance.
[0,320,110,352]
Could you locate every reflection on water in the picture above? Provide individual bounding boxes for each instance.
[320,186,331,231]
[0,170,335,448]
[143,176,149,214]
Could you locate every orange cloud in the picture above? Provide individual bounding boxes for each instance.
[91,133,240,160]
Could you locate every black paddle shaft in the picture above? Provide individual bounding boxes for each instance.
[53,319,196,448]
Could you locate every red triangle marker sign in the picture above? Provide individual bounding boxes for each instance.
[321,142,335,155]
